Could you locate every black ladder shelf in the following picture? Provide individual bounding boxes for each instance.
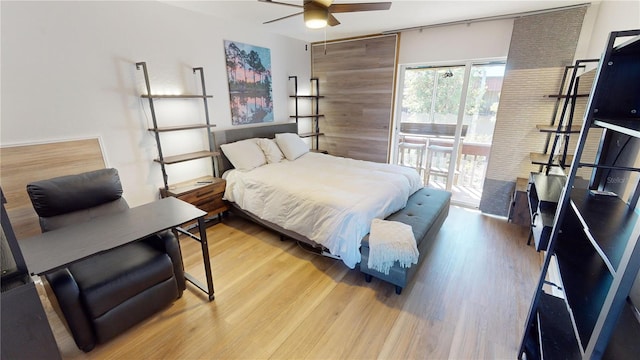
[519,29,640,360]
[289,75,324,151]
[136,61,220,301]
[136,62,219,191]
[530,59,599,175]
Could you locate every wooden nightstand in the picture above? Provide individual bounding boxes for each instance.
[160,176,228,220]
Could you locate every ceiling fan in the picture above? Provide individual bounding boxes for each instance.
[259,0,392,29]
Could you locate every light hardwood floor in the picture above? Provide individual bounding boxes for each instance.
[39,205,542,359]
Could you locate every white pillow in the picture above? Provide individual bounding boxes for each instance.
[256,138,284,164]
[275,133,309,161]
[220,138,266,171]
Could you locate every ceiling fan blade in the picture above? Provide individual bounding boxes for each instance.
[330,2,392,13]
[258,0,303,9]
[312,0,334,7]
[263,11,304,24]
[327,13,340,26]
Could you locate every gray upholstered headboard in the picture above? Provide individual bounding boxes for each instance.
[213,122,298,174]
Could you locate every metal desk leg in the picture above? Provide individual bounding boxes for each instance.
[178,216,215,301]
[197,216,215,301]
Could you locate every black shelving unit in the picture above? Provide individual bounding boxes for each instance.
[530,59,599,174]
[289,75,324,151]
[527,172,567,251]
[519,29,640,360]
[136,62,219,190]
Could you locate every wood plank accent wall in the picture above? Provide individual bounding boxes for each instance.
[311,34,398,163]
[0,138,105,239]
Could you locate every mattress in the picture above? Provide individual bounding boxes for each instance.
[223,152,422,268]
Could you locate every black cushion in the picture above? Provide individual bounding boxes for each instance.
[69,242,175,319]
[27,168,123,218]
[92,278,178,344]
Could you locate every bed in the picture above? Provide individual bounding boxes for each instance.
[213,123,422,269]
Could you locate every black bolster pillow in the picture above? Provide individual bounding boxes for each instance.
[27,168,123,218]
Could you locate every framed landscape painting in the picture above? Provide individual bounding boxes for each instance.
[224,40,274,125]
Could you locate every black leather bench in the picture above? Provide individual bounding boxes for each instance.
[360,187,451,294]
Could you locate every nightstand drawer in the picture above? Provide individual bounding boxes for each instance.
[178,183,226,215]
[179,184,222,204]
[161,177,228,217]
[195,193,226,214]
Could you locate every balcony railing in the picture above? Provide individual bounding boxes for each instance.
[398,135,491,206]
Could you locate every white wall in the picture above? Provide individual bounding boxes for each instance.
[398,19,514,65]
[398,1,639,72]
[1,1,310,206]
[578,0,640,60]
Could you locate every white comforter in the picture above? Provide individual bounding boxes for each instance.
[223,152,422,268]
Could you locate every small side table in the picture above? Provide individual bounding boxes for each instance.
[19,197,216,302]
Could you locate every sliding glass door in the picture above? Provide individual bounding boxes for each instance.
[394,61,505,207]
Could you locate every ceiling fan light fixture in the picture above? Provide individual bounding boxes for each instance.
[304,7,328,29]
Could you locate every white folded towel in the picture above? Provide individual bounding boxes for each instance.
[367,219,419,275]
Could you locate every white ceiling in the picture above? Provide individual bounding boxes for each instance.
[162,0,592,43]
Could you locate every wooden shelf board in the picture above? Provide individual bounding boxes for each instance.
[298,132,324,138]
[290,115,325,119]
[141,94,213,99]
[149,124,216,132]
[290,95,325,99]
[547,94,590,98]
[155,150,219,165]
[516,177,529,192]
[530,153,574,167]
[577,67,598,78]
[530,153,550,165]
[536,124,582,133]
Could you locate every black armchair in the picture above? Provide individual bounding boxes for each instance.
[26,168,186,352]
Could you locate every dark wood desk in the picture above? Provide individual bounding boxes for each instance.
[19,196,216,301]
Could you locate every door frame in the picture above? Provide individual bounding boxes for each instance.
[391,58,506,192]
